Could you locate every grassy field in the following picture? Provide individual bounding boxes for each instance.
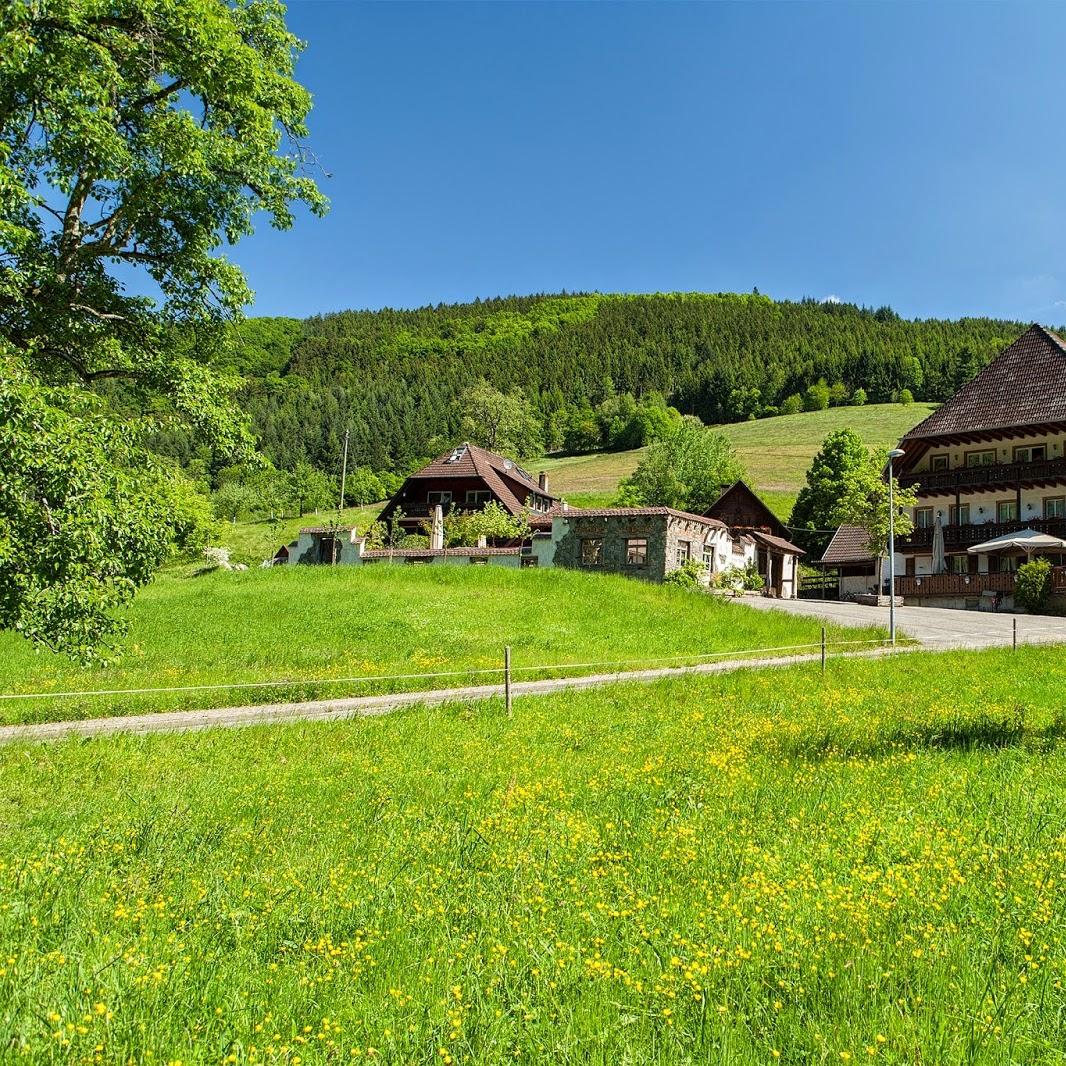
[539,403,935,517]
[2,647,1064,1062]
[0,566,885,725]
[215,503,386,566]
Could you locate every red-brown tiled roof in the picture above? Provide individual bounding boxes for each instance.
[750,529,805,556]
[903,324,1066,442]
[408,443,552,494]
[528,506,727,529]
[820,524,874,565]
[361,546,521,558]
[299,525,358,535]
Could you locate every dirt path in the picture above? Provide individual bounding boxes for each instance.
[0,646,914,745]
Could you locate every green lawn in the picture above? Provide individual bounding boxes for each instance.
[0,566,885,725]
[539,403,935,518]
[1,647,1064,1062]
[215,503,386,566]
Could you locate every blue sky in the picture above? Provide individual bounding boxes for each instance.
[233,1,1066,322]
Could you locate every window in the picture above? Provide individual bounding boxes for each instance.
[527,494,550,512]
[1045,496,1066,519]
[1014,445,1047,463]
[929,454,950,471]
[625,538,648,566]
[702,542,715,570]
[468,556,489,565]
[965,450,996,468]
[404,556,433,565]
[949,503,970,525]
[950,555,968,574]
[915,507,934,529]
[465,490,492,506]
[997,500,1018,522]
[675,541,691,568]
[427,491,452,506]
[581,538,603,566]
[520,556,538,568]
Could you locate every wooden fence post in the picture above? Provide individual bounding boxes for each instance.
[504,645,513,718]
[821,627,826,673]
[1013,617,1017,651]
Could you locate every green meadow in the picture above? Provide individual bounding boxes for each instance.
[0,566,885,725]
[1,648,1064,1063]
[539,402,935,516]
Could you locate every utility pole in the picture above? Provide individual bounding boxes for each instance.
[338,427,350,516]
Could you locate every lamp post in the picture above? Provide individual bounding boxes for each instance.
[887,447,906,645]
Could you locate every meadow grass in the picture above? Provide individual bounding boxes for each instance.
[215,504,385,566]
[1,647,1065,1063]
[539,403,935,504]
[0,566,885,725]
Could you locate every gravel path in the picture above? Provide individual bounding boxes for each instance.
[0,646,912,745]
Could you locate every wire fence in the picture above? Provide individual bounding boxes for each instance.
[2,619,1062,715]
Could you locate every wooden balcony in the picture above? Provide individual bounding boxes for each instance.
[899,517,1066,550]
[895,567,1066,599]
[898,456,1066,493]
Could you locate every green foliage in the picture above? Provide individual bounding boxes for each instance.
[439,502,531,547]
[459,381,542,460]
[0,0,325,656]
[1016,558,1053,613]
[851,387,868,406]
[780,393,804,415]
[898,388,915,405]
[288,461,336,516]
[740,560,766,590]
[345,468,386,506]
[236,293,1022,478]
[838,453,917,560]
[0,351,210,662]
[803,378,831,412]
[617,419,745,513]
[662,559,706,589]
[790,429,876,556]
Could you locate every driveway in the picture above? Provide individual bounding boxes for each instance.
[742,597,1066,648]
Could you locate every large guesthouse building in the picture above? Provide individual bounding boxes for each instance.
[826,324,1066,608]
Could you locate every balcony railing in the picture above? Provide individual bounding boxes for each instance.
[898,456,1066,493]
[899,517,1066,550]
[895,567,1066,598]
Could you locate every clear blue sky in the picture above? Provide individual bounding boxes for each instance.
[234,1,1066,322]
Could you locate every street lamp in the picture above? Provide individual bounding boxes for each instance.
[887,448,906,645]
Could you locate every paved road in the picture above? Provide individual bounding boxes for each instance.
[0,646,909,745]
[742,597,1066,648]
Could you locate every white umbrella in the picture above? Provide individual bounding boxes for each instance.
[967,528,1066,555]
[931,513,946,574]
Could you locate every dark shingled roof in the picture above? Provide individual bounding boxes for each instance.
[903,324,1066,442]
[750,529,805,556]
[820,524,873,565]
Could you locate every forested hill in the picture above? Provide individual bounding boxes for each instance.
[225,293,1026,475]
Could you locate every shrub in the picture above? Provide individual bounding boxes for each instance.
[740,560,765,591]
[898,388,914,405]
[664,560,706,589]
[780,394,804,415]
[1015,558,1053,613]
[850,387,868,406]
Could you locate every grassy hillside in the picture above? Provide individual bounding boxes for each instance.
[0,566,884,725]
[540,402,935,517]
[2,647,1064,1061]
[215,502,385,565]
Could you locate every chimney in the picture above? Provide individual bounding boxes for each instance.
[538,470,548,492]
[430,504,444,550]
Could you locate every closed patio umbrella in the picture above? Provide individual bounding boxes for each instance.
[931,513,947,573]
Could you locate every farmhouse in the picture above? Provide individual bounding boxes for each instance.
[823,324,1066,608]
[527,506,744,584]
[376,442,558,534]
[705,480,804,598]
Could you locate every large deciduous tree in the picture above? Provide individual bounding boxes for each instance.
[616,418,745,514]
[0,0,327,659]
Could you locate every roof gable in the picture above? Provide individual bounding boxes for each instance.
[820,524,873,565]
[903,324,1066,443]
[705,480,791,539]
